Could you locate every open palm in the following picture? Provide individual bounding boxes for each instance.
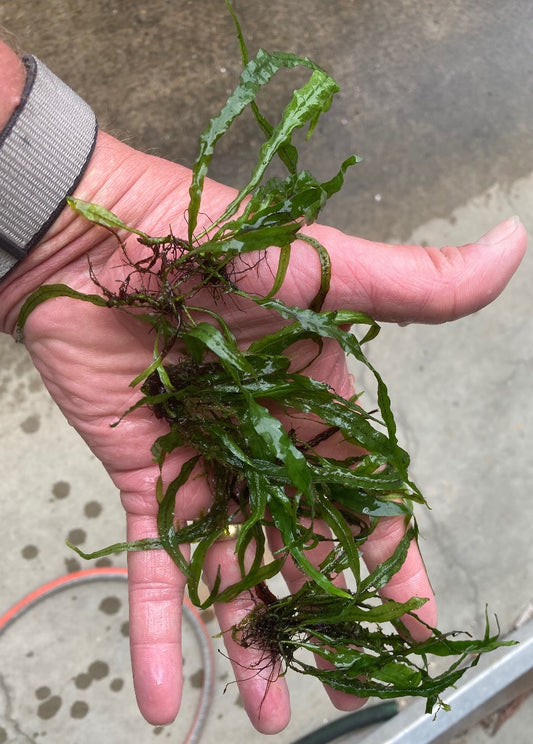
[1,131,526,733]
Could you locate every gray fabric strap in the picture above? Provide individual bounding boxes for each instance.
[0,55,97,279]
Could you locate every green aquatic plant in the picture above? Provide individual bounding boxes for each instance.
[17,2,511,714]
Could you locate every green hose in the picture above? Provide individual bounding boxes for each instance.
[291,701,399,744]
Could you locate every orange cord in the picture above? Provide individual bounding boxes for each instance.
[0,566,215,744]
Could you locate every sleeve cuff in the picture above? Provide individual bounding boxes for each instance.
[0,55,97,279]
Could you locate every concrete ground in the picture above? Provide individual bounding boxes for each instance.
[0,1,532,742]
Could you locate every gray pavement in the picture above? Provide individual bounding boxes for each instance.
[0,1,532,742]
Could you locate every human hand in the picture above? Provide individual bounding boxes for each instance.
[0,126,526,732]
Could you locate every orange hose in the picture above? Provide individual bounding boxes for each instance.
[0,566,215,744]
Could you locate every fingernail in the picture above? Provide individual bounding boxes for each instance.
[478,215,521,245]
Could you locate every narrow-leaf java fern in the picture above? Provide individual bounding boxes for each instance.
[17,2,512,715]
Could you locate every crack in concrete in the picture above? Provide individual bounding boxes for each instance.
[0,674,38,744]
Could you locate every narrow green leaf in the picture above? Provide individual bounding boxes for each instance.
[188,49,334,240]
[298,233,332,312]
[67,197,161,242]
[183,323,253,377]
[213,557,285,604]
[225,0,299,173]
[16,284,108,342]
[235,467,268,553]
[358,528,414,596]
[314,491,362,584]
[216,69,340,227]
[197,222,300,258]
[267,494,351,598]
[321,155,361,200]
[66,537,163,559]
[155,457,201,576]
[242,397,313,498]
[263,244,291,299]
[187,529,227,607]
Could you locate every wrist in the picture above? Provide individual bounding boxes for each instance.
[0,42,215,336]
[0,43,26,130]
[0,130,128,334]
[0,47,98,325]
[0,129,196,336]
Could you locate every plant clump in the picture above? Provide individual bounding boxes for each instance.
[17,1,512,715]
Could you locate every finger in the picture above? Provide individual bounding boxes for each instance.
[121,453,213,726]
[126,511,190,725]
[267,520,369,713]
[202,537,291,735]
[360,516,437,641]
[300,216,526,322]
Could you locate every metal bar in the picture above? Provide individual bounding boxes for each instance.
[352,618,533,744]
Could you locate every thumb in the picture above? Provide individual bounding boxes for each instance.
[306,216,526,323]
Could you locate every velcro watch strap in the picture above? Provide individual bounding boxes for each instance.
[0,55,97,279]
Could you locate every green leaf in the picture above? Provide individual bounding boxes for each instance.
[372,662,423,687]
[67,197,164,243]
[320,154,361,200]
[328,483,413,517]
[183,323,253,377]
[235,467,269,554]
[241,397,313,498]
[216,68,340,227]
[16,284,108,341]
[225,0,299,173]
[358,528,414,597]
[213,556,285,605]
[299,233,332,312]
[267,491,351,598]
[66,537,163,559]
[263,244,291,300]
[156,456,201,576]
[256,299,409,473]
[197,222,301,259]
[187,49,333,240]
[314,491,362,584]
